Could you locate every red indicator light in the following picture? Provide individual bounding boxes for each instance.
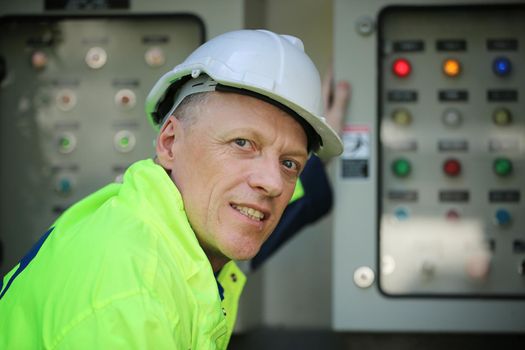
[446,209,460,221]
[443,158,461,177]
[392,58,411,78]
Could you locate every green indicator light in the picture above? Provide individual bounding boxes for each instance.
[392,158,411,177]
[120,136,129,147]
[60,137,70,149]
[493,158,512,177]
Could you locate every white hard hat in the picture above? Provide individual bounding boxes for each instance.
[145,29,343,159]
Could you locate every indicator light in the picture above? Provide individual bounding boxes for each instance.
[492,107,512,126]
[145,47,166,67]
[394,207,409,221]
[494,209,511,226]
[85,47,107,69]
[392,58,411,78]
[114,130,136,153]
[56,89,77,111]
[115,89,136,110]
[492,57,511,77]
[61,138,70,148]
[56,177,73,195]
[443,158,461,177]
[31,51,48,70]
[120,136,129,147]
[443,58,461,77]
[446,209,460,221]
[392,108,412,126]
[493,157,512,177]
[442,108,462,127]
[57,132,77,154]
[391,158,411,177]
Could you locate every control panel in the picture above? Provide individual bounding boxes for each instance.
[379,6,525,297]
[333,0,525,333]
[0,15,203,274]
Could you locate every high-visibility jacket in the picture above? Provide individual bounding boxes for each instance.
[0,159,246,349]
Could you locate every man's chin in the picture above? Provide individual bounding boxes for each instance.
[224,244,261,262]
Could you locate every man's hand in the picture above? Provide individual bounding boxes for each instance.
[322,66,350,135]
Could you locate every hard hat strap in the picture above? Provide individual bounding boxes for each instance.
[159,74,218,127]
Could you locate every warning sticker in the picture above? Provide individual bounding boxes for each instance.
[341,125,370,178]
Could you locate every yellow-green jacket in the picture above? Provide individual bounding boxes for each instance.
[0,159,246,349]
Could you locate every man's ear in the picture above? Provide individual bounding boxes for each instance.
[156,115,179,171]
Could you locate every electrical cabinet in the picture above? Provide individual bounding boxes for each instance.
[333,0,525,332]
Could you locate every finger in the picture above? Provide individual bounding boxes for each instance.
[333,81,351,112]
[322,64,334,109]
[325,81,351,133]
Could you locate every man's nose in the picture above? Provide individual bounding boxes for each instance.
[247,156,284,198]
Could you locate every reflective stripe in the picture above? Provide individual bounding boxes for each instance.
[0,227,54,300]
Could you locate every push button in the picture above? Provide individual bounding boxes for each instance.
[31,51,48,70]
[391,158,411,177]
[492,107,512,126]
[392,58,411,78]
[442,108,462,127]
[493,157,512,177]
[494,209,511,227]
[58,132,77,154]
[492,57,511,77]
[442,58,461,77]
[443,158,461,177]
[392,108,412,126]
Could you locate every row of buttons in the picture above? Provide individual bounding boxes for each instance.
[54,88,137,111]
[393,207,514,227]
[392,56,512,78]
[392,107,514,127]
[391,157,514,177]
[58,130,136,154]
[31,46,166,70]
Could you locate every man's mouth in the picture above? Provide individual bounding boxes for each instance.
[231,204,265,221]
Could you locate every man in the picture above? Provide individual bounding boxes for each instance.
[0,30,342,349]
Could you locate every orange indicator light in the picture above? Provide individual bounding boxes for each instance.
[443,58,461,77]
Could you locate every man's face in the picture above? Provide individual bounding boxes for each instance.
[157,91,308,266]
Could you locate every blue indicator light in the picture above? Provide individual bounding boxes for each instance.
[394,207,409,221]
[493,57,512,76]
[494,209,511,226]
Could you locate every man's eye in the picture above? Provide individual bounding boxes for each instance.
[234,138,250,148]
[282,159,299,171]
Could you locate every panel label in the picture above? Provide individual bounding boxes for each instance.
[439,90,468,102]
[487,89,518,102]
[387,190,418,202]
[489,190,520,203]
[436,39,467,51]
[387,90,418,103]
[393,40,425,52]
[487,38,518,51]
[439,190,470,202]
[438,139,468,152]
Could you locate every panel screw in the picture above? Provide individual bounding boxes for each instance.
[356,16,375,36]
[353,266,375,288]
